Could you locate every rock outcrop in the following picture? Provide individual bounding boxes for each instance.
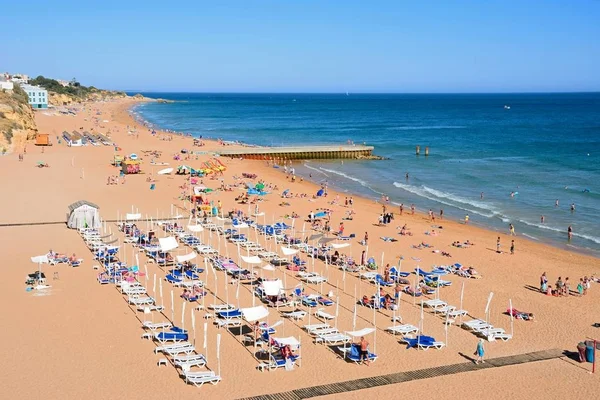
[0,88,38,153]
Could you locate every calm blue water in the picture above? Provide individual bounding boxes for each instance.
[131,93,600,255]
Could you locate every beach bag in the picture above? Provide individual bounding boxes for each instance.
[285,358,294,371]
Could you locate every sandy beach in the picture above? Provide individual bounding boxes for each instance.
[1,97,599,400]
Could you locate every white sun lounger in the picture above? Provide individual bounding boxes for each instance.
[315,308,335,320]
[360,272,378,280]
[448,309,468,318]
[128,296,155,305]
[209,304,236,312]
[318,333,351,344]
[143,321,173,330]
[305,275,327,284]
[424,299,447,309]
[174,354,207,371]
[488,333,513,342]
[312,327,339,336]
[304,323,332,333]
[184,371,221,387]
[137,304,164,312]
[155,342,195,355]
[282,310,307,320]
[418,341,445,350]
[216,318,242,328]
[123,287,147,295]
[386,324,419,335]
[462,319,487,328]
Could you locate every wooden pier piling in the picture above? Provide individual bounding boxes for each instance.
[217,145,377,160]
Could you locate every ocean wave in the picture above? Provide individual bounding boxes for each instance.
[303,163,328,177]
[387,125,466,131]
[521,233,539,241]
[392,182,498,218]
[517,219,600,244]
[319,167,384,195]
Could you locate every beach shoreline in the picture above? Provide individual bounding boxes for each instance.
[1,96,599,400]
[123,98,598,259]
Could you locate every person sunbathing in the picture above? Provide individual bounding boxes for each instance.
[68,253,77,263]
[467,266,479,276]
[181,289,191,300]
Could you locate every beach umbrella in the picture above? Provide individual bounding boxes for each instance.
[203,322,208,362]
[509,299,514,337]
[418,299,424,348]
[352,303,357,331]
[159,279,164,308]
[181,301,187,330]
[217,333,222,377]
[484,292,494,326]
[171,290,175,322]
[153,274,156,297]
[459,282,465,324]
[335,296,340,330]
[191,307,196,347]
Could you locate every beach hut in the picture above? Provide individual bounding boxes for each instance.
[112,154,124,166]
[64,131,83,147]
[35,133,51,146]
[121,160,141,174]
[67,200,101,229]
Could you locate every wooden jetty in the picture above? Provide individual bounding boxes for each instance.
[217,145,376,160]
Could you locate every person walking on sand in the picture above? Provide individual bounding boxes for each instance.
[464,214,469,224]
[475,339,485,364]
[410,204,415,215]
[496,237,501,253]
[363,232,369,246]
[439,209,443,220]
[510,240,515,255]
[509,223,515,236]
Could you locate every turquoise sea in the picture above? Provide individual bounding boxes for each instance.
[130,93,600,255]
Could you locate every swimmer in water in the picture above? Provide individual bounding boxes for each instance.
[510,192,515,198]
[480,192,484,200]
[555,199,559,207]
[568,225,573,240]
[570,203,575,212]
[541,215,545,224]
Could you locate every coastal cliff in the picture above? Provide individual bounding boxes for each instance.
[0,85,37,153]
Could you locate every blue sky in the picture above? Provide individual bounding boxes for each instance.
[2,1,599,92]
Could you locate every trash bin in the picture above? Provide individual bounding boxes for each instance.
[586,341,595,363]
[577,343,587,363]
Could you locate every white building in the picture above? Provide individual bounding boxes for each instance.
[21,84,48,109]
[10,74,29,84]
[0,78,14,91]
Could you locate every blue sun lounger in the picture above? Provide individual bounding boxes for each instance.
[268,354,300,370]
[302,297,318,308]
[375,274,394,287]
[340,343,377,364]
[218,309,242,319]
[185,270,200,280]
[165,274,182,284]
[389,267,410,278]
[155,330,189,343]
[404,335,445,350]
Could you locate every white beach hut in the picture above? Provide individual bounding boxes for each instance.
[67,200,101,229]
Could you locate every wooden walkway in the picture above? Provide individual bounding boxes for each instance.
[238,349,564,400]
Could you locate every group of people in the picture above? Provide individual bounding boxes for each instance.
[540,272,592,297]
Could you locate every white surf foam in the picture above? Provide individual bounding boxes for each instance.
[392,182,496,218]
[518,219,600,244]
[319,167,384,195]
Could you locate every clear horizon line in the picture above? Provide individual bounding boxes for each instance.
[121,90,600,95]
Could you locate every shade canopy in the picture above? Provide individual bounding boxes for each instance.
[187,224,204,232]
[331,243,351,249]
[159,236,179,252]
[241,255,261,264]
[31,255,49,264]
[346,327,376,337]
[273,336,300,349]
[262,279,283,296]
[176,252,197,263]
[126,213,141,220]
[281,246,298,256]
[240,305,269,322]
[158,168,173,175]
